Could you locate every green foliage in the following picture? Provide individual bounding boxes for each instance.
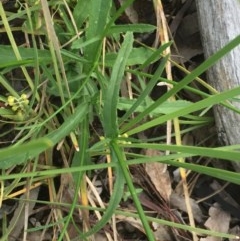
[0,0,240,240]
[0,45,51,68]
[84,0,112,69]
[102,32,133,138]
[0,103,88,168]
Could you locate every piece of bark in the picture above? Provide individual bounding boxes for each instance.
[195,0,240,168]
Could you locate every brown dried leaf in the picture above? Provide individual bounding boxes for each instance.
[170,192,204,223]
[26,231,52,241]
[152,222,174,241]
[229,225,240,241]
[144,149,172,201]
[116,215,145,233]
[200,203,230,241]
[116,215,173,241]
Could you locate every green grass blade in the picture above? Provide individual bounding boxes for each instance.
[139,42,172,70]
[161,159,240,185]
[119,55,169,124]
[121,35,240,133]
[111,139,155,241]
[122,143,240,162]
[125,85,240,135]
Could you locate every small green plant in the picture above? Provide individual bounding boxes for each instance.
[8,94,29,113]
[0,94,30,121]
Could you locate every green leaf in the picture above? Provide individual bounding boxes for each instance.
[107,24,156,34]
[73,0,90,29]
[105,47,154,66]
[118,98,192,115]
[0,138,53,169]
[0,45,51,68]
[84,0,112,65]
[71,36,101,50]
[102,32,133,138]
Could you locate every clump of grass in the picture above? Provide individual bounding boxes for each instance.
[0,0,240,240]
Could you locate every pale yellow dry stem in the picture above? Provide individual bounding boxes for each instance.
[86,176,113,241]
[153,0,173,152]
[6,182,42,199]
[61,30,83,48]
[40,0,79,151]
[40,0,71,105]
[153,1,198,240]
[125,71,135,120]
[38,202,53,240]
[107,153,118,241]
[23,164,32,241]
[126,71,133,100]
[63,0,79,36]
[60,0,84,49]
[102,38,107,75]
[81,174,91,233]
[0,181,4,208]
[24,30,30,48]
